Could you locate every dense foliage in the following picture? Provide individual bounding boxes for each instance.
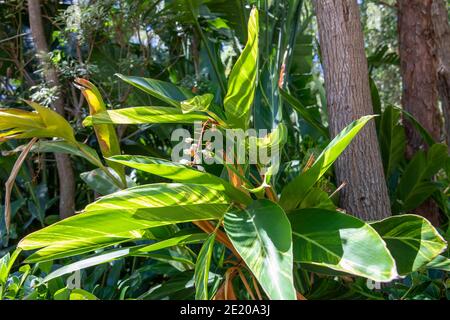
[0,0,449,300]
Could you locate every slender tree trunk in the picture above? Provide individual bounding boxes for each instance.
[431,0,450,152]
[28,0,75,219]
[398,0,442,226]
[314,0,391,221]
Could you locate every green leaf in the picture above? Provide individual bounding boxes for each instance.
[80,167,136,195]
[43,233,207,282]
[0,102,75,143]
[139,270,220,300]
[289,208,397,282]
[29,140,102,167]
[280,88,328,137]
[395,144,448,212]
[181,93,214,113]
[223,8,258,129]
[379,106,406,177]
[396,107,436,147]
[19,183,230,255]
[194,233,216,300]
[425,255,450,272]
[24,231,145,263]
[107,155,251,205]
[82,107,210,126]
[280,115,375,211]
[75,78,125,184]
[224,200,296,300]
[297,188,336,211]
[371,215,447,275]
[116,74,193,108]
[26,101,76,143]
[69,289,98,300]
[0,248,21,285]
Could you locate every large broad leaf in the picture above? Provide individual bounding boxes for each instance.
[116,74,193,108]
[379,106,406,177]
[223,8,258,129]
[24,232,144,263]
[280,115,375,211]
[394,143,448,212]
[75,78,125,184]
[18,183,230,256]
[194,233,216,300]
[42,233,207,281]
[224,200,296,300]
[289,208,397,282]
[82,106,210,126]
[108,155,251,205]
[371,215,447,275]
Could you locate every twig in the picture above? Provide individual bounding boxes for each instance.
[4,138,38,234]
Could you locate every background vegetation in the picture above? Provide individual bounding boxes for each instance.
[0,0,449,300]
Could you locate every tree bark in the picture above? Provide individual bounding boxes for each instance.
[398,0,442,227]
[398,0,442,158]
[314,0,391,221]
[28,0,75,219]
[431,0,450,152]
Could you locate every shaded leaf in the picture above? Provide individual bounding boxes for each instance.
[116,74,193,108]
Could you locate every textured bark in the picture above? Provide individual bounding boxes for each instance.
[314,0,391,221]
[28,0,75,219]
[431,0,450,152]
[398,0,442,156]
[398,0,442,226]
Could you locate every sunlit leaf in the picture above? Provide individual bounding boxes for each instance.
[75,78,125,184]
[289,208,397,282]
[371,215,447,275]
[19,184,230,256]
[280,115,375,211]
[224,200,296,300]
[108,155,251,205]
[223,8,258,129]
[83,107,210,126]
[194,233,216,300]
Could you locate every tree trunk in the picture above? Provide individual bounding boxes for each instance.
[398,0,442,157]
[314,0,391,221]
[431,0,450,152]
[28,0,75,219]
[398,0,442,226]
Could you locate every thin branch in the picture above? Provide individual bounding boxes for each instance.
[4,138,38,234]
